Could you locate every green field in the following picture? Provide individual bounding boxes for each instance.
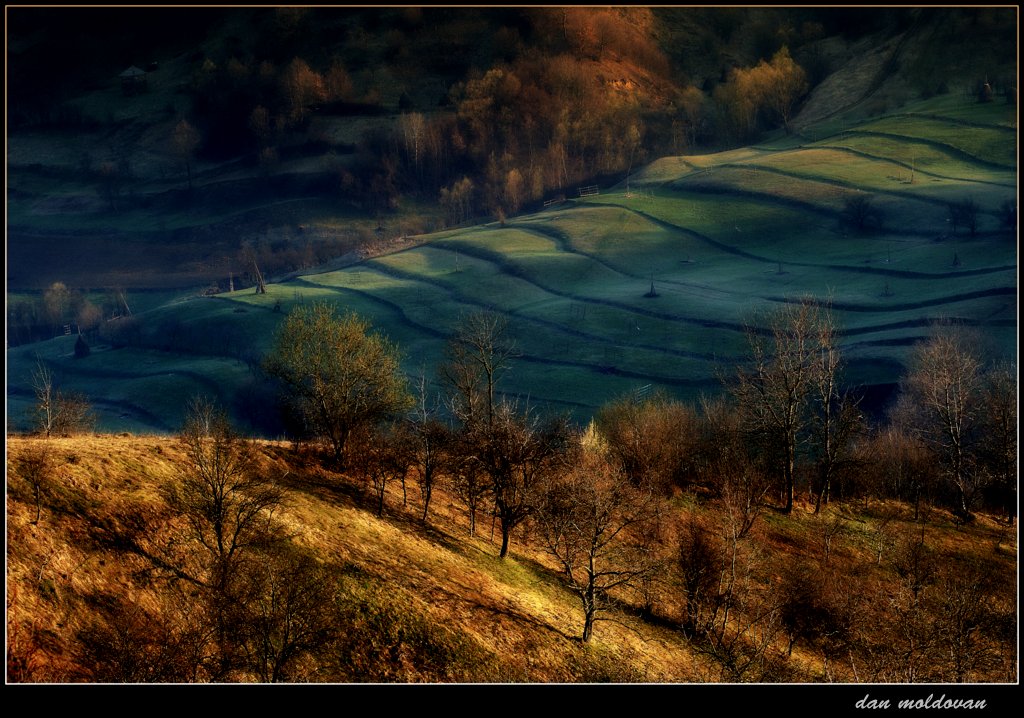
[7,95,1017,433]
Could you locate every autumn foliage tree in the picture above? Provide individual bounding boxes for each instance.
[263,303,413,469]
[595,390,697,492]
[715,46,808,139]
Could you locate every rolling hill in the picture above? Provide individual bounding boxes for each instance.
[7,92,1017,434]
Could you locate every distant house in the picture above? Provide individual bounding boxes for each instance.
[119,66,147,96]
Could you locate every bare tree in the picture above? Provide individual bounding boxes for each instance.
[166,396,285,594]
[680,507,783,680]
[778,561,848,660]
[900,332,986,521]
[693,396,770,539]
[733,299,835,514]
[441,311,518,536]
[32,360,59,438]
[977,362,1017,523]
[482,400,570,558]
[933,559,1002,682]
[892,527,937,601]
[862,426,935,519]
[14,444,54,525]
[595,390,696,492]
[357,421,415,517]
[807,312,863,513]
[947,198,980,236]
[841,195,883,233]
[409,374,451,522]
[31,359,93,438]
[534,445,663,642]
[449,426,491,535]
[678,514,722,637]
[74,591,214,683]
[229,549,338,682]
[165,396,286,678]
[440,310,517,430]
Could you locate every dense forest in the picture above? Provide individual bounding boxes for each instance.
[9,7,1016,224]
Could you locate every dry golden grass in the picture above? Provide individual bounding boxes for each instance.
[6,433,1016,683]
[6,434,705,682]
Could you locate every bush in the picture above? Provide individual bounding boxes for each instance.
[841,195,884,232]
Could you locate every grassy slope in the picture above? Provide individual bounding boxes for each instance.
[7,93,1015,433]
[6,433,1017,683]
[5,434,702,682]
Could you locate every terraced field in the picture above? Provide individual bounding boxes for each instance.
[7,95,1017,432]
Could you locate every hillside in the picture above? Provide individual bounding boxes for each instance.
[6,90,1017,434]
[6,433,1017,684]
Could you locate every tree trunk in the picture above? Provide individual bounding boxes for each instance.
[499,522,511,558]
[421,485,432,522]
[784,465,794,513]
[814,474,830,515]
[582,608,595,643]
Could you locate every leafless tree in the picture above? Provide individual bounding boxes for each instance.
[356,421,416,517]
[841,195,883,232]
[166,396,285,594]
[861,425,936,519]
[733,299,836,514]
[74,591,215,683]
[448,426,491,535]
[680,507,783,681]
[778,561,855,668]
[817,512,846,565]
[977,362,1017,522]
[807,314,863,513]
[693,396,771,539]
[409,374,451,522]
[678,514,723,637]
[933,559,1002,682]
[595,390,697,492]
[228,549,338,682]
[440,310,517,430]
[482,400,571,558]
[900,331,987,521]
[31,358,93,438]
[164,397,286,678]
[440,311,519,536]
[534,445,663,642]
[947,198,980,236]
[892,526,937,601]
[14,443,54,525]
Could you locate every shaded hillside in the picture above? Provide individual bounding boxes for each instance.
[6,7,1015,294]
[6,90,1015,435]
